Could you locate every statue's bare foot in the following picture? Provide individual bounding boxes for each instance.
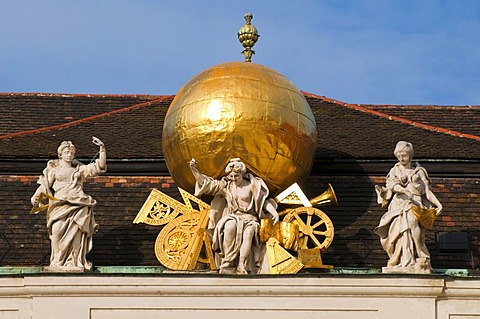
[219,267,235,274]
[236,265,248,275]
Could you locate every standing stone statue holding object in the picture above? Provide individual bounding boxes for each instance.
[31,137,107,272]
[374,141,442,274]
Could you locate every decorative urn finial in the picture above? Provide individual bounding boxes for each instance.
[237,13,259,62]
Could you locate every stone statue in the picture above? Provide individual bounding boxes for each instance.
[374,141,442,274]
[31,137,107,271]
[189,158,279,274]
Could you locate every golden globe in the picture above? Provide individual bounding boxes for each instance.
[162,61,317,195]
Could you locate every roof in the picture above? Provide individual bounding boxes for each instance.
[303,92,480,160]
[0,93,158,136]
[362,104,480,137]
[0,94,172,160]
[0,92,478,163]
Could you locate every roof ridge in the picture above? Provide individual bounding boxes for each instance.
[0,95,174,140]
[0,92,163,98]
[301,91,480,142]
[362,104,479,109]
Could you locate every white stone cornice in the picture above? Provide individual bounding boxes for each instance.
[443,278,480,298]
[11,275,446,297]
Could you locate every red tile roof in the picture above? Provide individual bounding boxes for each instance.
[361,104,480,138]
[0,92,478,161]
[305,92,480,141]
[304,92,480,159]
[0,93,158,136]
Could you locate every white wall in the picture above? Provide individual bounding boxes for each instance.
[0,275,479,319]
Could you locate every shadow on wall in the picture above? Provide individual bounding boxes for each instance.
[87,185,188,267]
[86,188,169,267]
[300,147,382,268]
[89,224,157,266]
[0,178,52,266]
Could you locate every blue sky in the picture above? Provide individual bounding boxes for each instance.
[1,1,479,105]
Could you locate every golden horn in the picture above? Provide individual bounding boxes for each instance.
[309,183,338,207]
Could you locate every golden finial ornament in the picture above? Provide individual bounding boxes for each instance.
[238,13,259,62]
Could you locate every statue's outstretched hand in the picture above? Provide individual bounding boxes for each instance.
[92,136,104,147]
[31,195,38,206]
[189,158,197,168]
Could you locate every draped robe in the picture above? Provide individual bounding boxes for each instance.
[375,162,432,268]
[33,159,106,270]
[194,173,276,273]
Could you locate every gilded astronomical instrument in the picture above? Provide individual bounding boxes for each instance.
[134,188,216,271]
[162,61,317,196]
[283,207,334,251]
[155,212,215,271]
[260,182,337,274]
[282,183,337,251]
[134,183,338,273]
[30,192,57,214]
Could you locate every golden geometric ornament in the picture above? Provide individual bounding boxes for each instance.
[133,187,215,270]
[266,237,304,275]
[133,188,206,226]
[283,206,334,251]
[155,211,216,271]
[178,187,210,212]
[297,248,333,269]
[411,205,438,230]
[238,12,259,62]
[259,218,298,250]
[30,192,57,214]
[275,182,312,207]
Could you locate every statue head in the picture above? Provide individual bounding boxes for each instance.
[393,141,414,164]
[225,158,247,175]
[57,141,76,161]
[225,158,247,185]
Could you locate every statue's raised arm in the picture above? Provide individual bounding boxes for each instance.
[189,158,206,187]
[92,136,107,171]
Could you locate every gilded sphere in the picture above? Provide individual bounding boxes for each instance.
[162,61,317,195]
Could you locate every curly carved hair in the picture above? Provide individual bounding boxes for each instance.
[57,141,76,159]
[393,141,414,159]
[225,158,247,175]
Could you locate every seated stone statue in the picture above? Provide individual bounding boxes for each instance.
[31,137,107,271]
[374,141,442,273]
[189,158,279,274]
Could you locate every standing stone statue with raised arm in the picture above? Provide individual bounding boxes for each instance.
[374,141,442,274]
[31,137,107,272]
[189,158,279,274]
